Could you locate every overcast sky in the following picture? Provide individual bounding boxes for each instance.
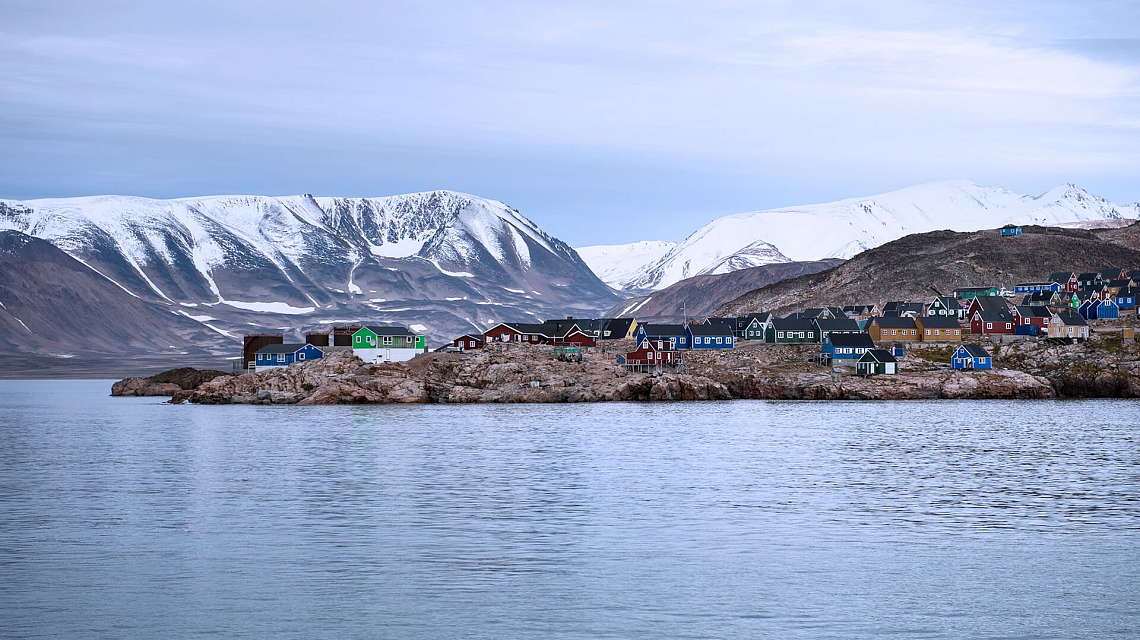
[2,0,1137,246]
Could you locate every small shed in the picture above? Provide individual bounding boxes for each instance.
[857,349,898,376]
[452,334,484,351]
[951,344,992,370]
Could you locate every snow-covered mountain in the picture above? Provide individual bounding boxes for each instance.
[0,190,619,352]
[596,181,1140,291]
[576,240,676,289]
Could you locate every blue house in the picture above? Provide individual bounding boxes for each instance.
[822,332,875,362]
[952,344,992,370]
[636,323,690,349]
[687,323,735,349]
[1078,298,1100,320]
[1000,224,1022,237]
[1117,287,1137,309]
[1014,282,1061,294]
[255,343,324,369]
[1097,296,1120,319]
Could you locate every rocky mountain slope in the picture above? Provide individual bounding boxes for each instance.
[716,223,1140,317]
[0,191,620,358]
[606,259,843,321]
[593,181,1140,291]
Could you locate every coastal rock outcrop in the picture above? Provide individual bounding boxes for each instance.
[111,367,232,397]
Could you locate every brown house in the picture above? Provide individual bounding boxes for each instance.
[915,316,963,342]
[866,316,919,342]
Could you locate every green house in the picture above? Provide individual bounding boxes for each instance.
[953,286,1000,300]
[743,316,770,341]
[765,318,818,344]
[857,349,898,376]
[352,325,425,350]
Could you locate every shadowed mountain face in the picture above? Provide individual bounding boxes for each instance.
[605,259,844,321]
[0,192,621,361]
[715,223,1140,317]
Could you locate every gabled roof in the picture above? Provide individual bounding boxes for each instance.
[363,325,417,337]
[970,296,1011,313]
[801,308,827,319]
[975,309,1013,322]
[916,316,961,329]
[701,317,737,329]
[455,333,483,341]
[500,322,547,334]
[640,323,688,337]
[1108,278,1133,288]
[815,318,861,332]
[1014,305,1051,318]
[859,349,897,363]
[1099,268,1124,279]
[932,296,961,310]
[826,306,848,318]
[1022,292,1056,304]
[956,344,991,359]
[256,343,316,355]
[872,316,917,329]
[771,317,817,332]
[539,319,585,337]
[688,323,734,336]
[826,332,875,348]
[1077,272,1100,281]
[1049,271,1076,282]
[1054,311,1088,326]
[1118,287,1139,297]
[843,304,877,313]
[599,318,635,335]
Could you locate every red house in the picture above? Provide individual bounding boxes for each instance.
[451,334,484,351]
[625,340,678,367]
[971,309,1015,334]
[1012,306,1051,331]
[1049,272,1079,292]
[482,321,597,348]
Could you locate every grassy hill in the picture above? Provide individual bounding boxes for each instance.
[715,223,1140,317]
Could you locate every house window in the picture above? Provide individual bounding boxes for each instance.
[384,336,393,345]
[1005,323,1011,329]
[298,352,306,361]
[716,337,723,344]
[355,336,361,344]
[604,331,611,336]
[954,330,960,335]
[890,330,897,336]
[277,354,285,362]
[777,332,784,339]
[986,323,992,330]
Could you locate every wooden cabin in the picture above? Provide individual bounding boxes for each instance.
[1048,272,1080,292]
[925,296,964,319]
[1000,224,1022,236]
[857,349,898,376]
[255,343,323,370]
[1049,312,1089,340]
[765,318,818,344]
[451,334,484,351]
[971,309,1015,335]
[624,340,679,371]
[914,316,962,341]
[687,323,735,349]
[866,316,919,341]
[822,332,875,362]
[951,344,992,370]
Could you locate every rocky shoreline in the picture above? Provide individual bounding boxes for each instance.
[137,335,1140,405]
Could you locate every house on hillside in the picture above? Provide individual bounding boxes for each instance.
[766,318,818,344]
[843,304,879,320]
[954,286,1000,300]
[813,317,862,342]
[971,309,1015,335]
[741,312,774,340]
[579,318,637,340]
[353,325,427,363]
[822,332,875,362]
[688,323,735,349]
[1014,281,1061,294]
[866,316,919,341]
[1099,268,1126,282]
[926,296,965,319]
[1049,272,1080,292]
[1106,279,1133,297]
[636,323,690,349]
[1021,291,1061,306]
[1000,224,1022,237]
[1049,312,1089,340]
[881,301,924,318]
[799,308,833,320]
[1096,297,1120,319]
[856,349,898,376]
[255,343,324,370]
[624,340,679,370]
[1012,306,1052,334]
[915,316,963,341]
[951,344,992,370]
[965,295,1012,319]
[451,334,484,351]
[1077,272,1102,289]
[1116,287,1138,310]
[484,320,597,347]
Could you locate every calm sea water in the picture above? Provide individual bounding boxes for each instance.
[1,380,1138,639]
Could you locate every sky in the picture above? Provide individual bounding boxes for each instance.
[1,0,1138,246]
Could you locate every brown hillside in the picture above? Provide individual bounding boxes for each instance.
[715,223,1140,316]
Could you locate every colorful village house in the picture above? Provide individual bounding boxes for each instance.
[1048,272,1080,292]
[971,308,1015,335]
[1000,224,1022,236]
[765,317,818,344]
[954,286,1000,300]
[1116,286,1138,310]
[1077,297,1100,320]
[1014,281,1061,294]
[1012,306,1052,335]
[813,317,862,342]
[881,301,924,318]
[1049,312,1090,340]
[842,304,880,320]
[742,312,774,340]
[451,334,484,351]
[687,323,735,349]
[1021,291,1061,306]
[1106,279,1133,297]
[636,323,690,349]
[951,344,992,370]
[866,316,919,342]
[925,296,965,320]
[254,343,324,370]
[1096,296,1120,319]
[965,295,1012,319]
[352,325,427,363]
[1099,268,1126,282]
[624,340,679,371]
[1077,272,1102,289]
[856,349,898,376]
[914,316,962,341]
[822,332,875,363]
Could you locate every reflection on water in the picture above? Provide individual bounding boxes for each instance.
[1,381,1138,638]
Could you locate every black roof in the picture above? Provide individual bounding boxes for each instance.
[256,343,316,355]
[454,333,483,341]
[702,317,737,329]
[815,318,861,332]
[917,316,961,328]
[826,332,875,348]
[1049,271,1075,282]
[364,325,417,337]
[1108,278,1132,288]
[600,318,635,336]
[1078,272,1099,281]
[957,344,991,358]
[933,296,961,309]
[771,318,817,332]
[1054,312,1088,326]
[971,296,1010,312]
[975,309,1013,322]
[640,323,688,337]
[1014,305,1051,318]
[872,316,917,329]
[688,323,734,336]
[1021,292,1056,304]
[801,308,827,318]
[860,349,897,363]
